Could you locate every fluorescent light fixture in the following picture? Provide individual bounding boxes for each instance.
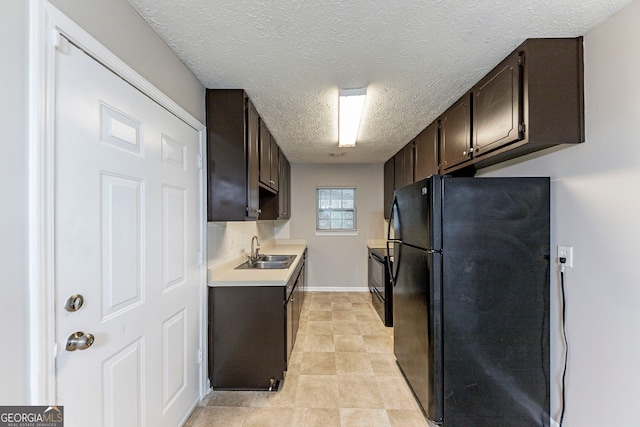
[338,88,366,147]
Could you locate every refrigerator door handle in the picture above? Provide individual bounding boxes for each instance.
[387,195,399,242]
[386,196,400,286]
[387,240,399,287]
[387,240,402,288]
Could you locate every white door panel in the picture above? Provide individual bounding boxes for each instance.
[54,40,200,427]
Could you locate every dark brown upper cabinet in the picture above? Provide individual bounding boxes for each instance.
[439,94,472,171]
[259,119,279,192]
[277,151,291,220]
[414,121,439,181]
[206,89,260,221]
[441,37,584,174]
[402,142,414,187]
[473,52,521,156]
[393,142,415,192]
[270,136,280,190]
[383,158,394,219]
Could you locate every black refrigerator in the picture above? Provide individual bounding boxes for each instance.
[389,175,550,426]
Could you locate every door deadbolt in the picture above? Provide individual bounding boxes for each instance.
[65,294,84,312]
[66,331,95,351]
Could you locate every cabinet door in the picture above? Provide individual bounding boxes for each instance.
[393,142,414,190]
[473,51,522,156]
[414,122,439,180]
[292,284,300,341]
[278,151,291,219]
[270,136,279,191]
[402,142,414,186]
[210,287,285,389]
[207,89,255,221]
[286,295,293,366]
[439,94,471,170]
[259,119,272,187]
[246,101,260,219]
[393,151,404,190]
[383,158,394,219]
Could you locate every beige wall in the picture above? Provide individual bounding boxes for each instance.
[289,163,385,290]
[478,1,640,423]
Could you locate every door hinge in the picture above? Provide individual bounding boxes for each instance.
[197,154,203,170]
[518,53,525,67]
[51,30,62,48]
[198,251,203,266]
[197,348,202,365]
[52,30,70,53]
[518,123,526,135]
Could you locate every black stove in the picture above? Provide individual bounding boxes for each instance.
[368,247,393,326]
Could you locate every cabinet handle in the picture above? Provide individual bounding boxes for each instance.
[463,150,468,156]
[475,147,480,153]
[256,208,262,214]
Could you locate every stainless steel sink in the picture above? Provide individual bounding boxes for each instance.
[235,254,297,270]
[258,255,294,262]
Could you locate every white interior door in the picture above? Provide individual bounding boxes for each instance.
[54,38,201,427]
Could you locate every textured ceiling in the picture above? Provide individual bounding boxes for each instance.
[128,0,632,164]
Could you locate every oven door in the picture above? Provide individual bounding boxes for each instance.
[369,250,391,325]
[369,251,386,300]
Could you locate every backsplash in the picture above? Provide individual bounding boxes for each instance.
[207,220,289,268]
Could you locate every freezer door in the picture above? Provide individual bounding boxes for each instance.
[393,244,443,423]
[394,177,442,250]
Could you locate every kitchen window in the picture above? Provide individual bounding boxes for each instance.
[316,187,356,232]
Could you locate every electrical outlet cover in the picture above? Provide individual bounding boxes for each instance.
[557,245,574,268]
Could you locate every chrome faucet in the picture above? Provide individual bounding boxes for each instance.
[250,235,261,263]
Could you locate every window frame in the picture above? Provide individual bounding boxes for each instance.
[315,186,357,233]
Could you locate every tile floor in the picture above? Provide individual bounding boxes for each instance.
[185,291,429,427]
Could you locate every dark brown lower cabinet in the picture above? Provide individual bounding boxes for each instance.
[209,253,306,390]
[209,286,285,390]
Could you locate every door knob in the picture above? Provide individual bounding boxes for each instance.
[66,331,95,351]
[65,294,84,312]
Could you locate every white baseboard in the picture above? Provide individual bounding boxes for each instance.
[306,286,370,293]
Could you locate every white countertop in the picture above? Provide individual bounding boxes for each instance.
[208,239,307,287]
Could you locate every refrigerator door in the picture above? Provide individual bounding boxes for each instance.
[393,243,443,424]
[394,176,442,251]
[440,176,550,426]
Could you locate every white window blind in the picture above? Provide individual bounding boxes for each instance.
[316,187,356,231]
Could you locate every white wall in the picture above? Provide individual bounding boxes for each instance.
[478,2,640,424]
[207,221,280,268]
[0,0,204,405]
[1,0,30,406]
[289,163,385,290]
[49,0,205,122]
